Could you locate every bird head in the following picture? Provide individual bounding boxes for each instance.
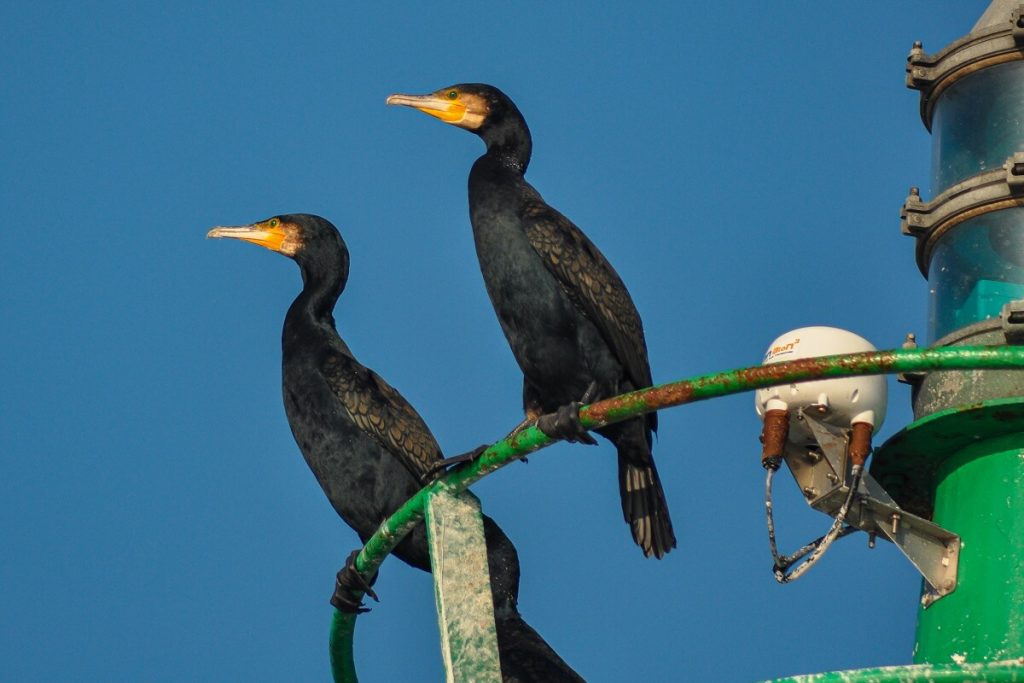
[387,83,531,167]
[387,83,527,134]
[207,214,349,285]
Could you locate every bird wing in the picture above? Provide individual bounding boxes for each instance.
[322,351,442,483]
[521,199,655,396]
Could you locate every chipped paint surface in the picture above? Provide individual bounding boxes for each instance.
[425,490,502,683]
[763,657,1024,682]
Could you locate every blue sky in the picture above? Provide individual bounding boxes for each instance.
[1,3,988,681]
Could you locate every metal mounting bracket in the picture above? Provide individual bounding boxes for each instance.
[782,410,961,606]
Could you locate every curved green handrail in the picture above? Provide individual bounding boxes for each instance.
[329,345,1024,682]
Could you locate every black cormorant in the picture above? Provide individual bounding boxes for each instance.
[388,85,677,559]
[207,214,582,682]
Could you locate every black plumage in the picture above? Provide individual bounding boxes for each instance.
[208,214,582,682]
[388,85,677,558]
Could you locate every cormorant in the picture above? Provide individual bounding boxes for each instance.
[208,214,583,682]
[388,85,677,559]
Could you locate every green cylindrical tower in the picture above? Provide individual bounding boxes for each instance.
[878,0,1024,671]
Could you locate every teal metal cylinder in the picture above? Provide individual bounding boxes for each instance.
[913,432,1024,663]
[924,56,1024,341]
[927,207,1024,341]
[931,61,1024,194]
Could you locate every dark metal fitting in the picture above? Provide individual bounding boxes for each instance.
[848,421,873,467]
[760,409,790,470]
[898,333,926,387]
[1014,5,1024,41]
[1001,299,1024,343]
[907,6,1024,129]
[902,154,1024,276]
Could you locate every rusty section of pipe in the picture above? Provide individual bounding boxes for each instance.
[581,347,1024,431]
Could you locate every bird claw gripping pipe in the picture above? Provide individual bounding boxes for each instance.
[535,381,601,445]
[330,550,379,614]
[535,404,599,445]
[427,444,492,476]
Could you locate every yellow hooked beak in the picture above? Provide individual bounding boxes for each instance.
[387,89,489,131]
[207,219,297,256]
[386,93,466,123]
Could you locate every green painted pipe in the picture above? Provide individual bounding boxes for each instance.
[329,609,357,682]
[329,345,1024,682]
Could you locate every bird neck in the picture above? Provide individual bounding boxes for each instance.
[481,117,532,174]
[285,269,344,338]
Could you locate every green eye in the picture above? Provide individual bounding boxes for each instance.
[270,218,280,228]
[447,90,458,100]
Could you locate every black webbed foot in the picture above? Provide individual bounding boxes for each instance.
[330,549,379,614]
[536,382,600,445]
[427,444,490,477]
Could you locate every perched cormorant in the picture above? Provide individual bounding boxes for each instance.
[208,214,583,682]
[388,85,677,559]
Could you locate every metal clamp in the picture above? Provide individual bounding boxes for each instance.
[901,154,1024,276]
[1001,299,1024,344]
[907,5,1024,129]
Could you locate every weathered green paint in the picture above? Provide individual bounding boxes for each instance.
[425,489,502,683]
[763,658,1024,682]
[580,346,1024,430]
[913,317,1024,414]
[914,432,1024,664]
[330,345,1024,681]
[873,398,1024,669]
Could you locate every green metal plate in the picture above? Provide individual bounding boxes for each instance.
[870,397,1024,518]
[425,489,502,683]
